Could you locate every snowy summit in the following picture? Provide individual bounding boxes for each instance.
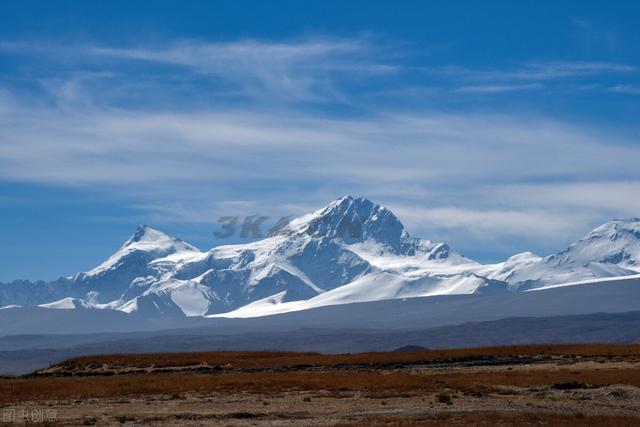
[1,196,640,318]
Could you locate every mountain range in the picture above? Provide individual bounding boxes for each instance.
[2,196,640,319]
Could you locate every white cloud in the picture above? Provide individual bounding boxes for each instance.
[437,61,635,85]
[383,181,640,258]
[0,38,396,103]
[1,106,637,187]
[609,84,640,95]
[392,206,588,239]
[493,181,640,217]
[455,83,544,93]
[514,61,635,79]
[1,91,639,257]
[1,37,639,258]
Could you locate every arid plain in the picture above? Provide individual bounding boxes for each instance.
[2,344,640,425]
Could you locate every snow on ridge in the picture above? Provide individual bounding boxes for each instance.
[85,225,200,278]
[3,196,640,319]
[39,297,88,310]
[526,273,640,292]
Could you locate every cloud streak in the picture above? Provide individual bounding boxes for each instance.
[455,83,544,93]
[440,61,635,82]
[609,84,640,94]
[1,37,397,104]
[1,37,639,258]
[1,90,639,256]
[1,103,637,186]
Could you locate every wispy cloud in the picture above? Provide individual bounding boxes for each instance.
[492,181,640,218]
[511,61,635,80]
[441,61,635,82]
[431,62,638,98]
[1,36,639,259]
[609,84,640,94]
[1,103,637,186]
[1,38,397,104]
[392,206,588,239]
[455,83,544,93]
[2,38,636,104]
[89,38,390,74]
[1,85,639,257]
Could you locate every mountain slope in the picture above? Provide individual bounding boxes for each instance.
[0,197,485,316]
[1,197,640,319]
[124,196,480,315]
[490,219,640,290]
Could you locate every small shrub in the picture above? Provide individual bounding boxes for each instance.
[437,393,453,405]
[607,389,628,398]
[552,381,588,390]
[229,412,256,419]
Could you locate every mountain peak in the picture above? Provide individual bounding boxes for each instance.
[579,218,640,247]
[122,225,199,253]
[127,224,170,245]
[321,195,376,218]
[303,196,409,248]
[592,218,640,235]
[82,225,200,279]
[549,218,640,269]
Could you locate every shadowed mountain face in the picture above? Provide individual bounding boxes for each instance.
[1,196,640,319]
[303,197,410,250]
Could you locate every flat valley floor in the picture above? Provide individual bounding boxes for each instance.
[2,344,640,426]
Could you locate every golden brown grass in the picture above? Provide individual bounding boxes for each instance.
[3,344,640,407]
[50,343,640,372]
[4,362,640,405]
[339,412,640,426]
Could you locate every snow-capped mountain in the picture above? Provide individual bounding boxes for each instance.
[117,196,484,316]
[489,219,640,290]
[73,225,200,304]
[1,197,640,319]
[0,225,200,313]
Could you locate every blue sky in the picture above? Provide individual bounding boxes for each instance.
[1,1,640,281]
